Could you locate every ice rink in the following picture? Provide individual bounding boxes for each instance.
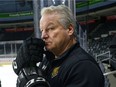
[0,64,17,87]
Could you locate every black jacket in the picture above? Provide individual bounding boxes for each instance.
[45,43,104,87]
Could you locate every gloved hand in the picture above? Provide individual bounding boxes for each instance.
[16,67,50,87]
[12,37,45,75]
[45,50,55,62]
[12,37,50,87]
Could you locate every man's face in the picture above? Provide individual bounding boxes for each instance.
[40,13,73,55]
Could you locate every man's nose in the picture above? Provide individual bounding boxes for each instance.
[41,31,48,39]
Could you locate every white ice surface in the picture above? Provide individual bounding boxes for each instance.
[0,65,17,87]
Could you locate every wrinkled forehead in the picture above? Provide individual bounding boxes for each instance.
[39,13,60,29]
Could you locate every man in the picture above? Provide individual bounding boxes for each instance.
[13,5,104,87]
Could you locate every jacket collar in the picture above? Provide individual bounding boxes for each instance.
[51,42,80,67]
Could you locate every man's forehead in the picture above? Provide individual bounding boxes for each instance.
[40,22,56,30]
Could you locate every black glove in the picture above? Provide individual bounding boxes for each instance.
[45,50,55,62]
[12,37,50,87]
[12,37,45,75]
[16,67,50,87]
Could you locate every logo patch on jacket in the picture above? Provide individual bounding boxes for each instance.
[51,67,60,78]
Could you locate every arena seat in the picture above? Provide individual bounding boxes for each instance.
[109,35,116,77]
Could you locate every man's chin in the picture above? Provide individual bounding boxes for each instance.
[45,46,52,51]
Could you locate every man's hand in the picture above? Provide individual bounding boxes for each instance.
[12,37,45,75]
[16,67,50,87]
[12,37,52,87]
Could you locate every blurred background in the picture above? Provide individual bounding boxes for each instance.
[0,0,116,87]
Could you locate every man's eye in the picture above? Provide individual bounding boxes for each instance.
[47,27,54,31]
[49,28,54,30]
[51,26,56,30]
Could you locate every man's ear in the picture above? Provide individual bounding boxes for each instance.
[67,24,74,35]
